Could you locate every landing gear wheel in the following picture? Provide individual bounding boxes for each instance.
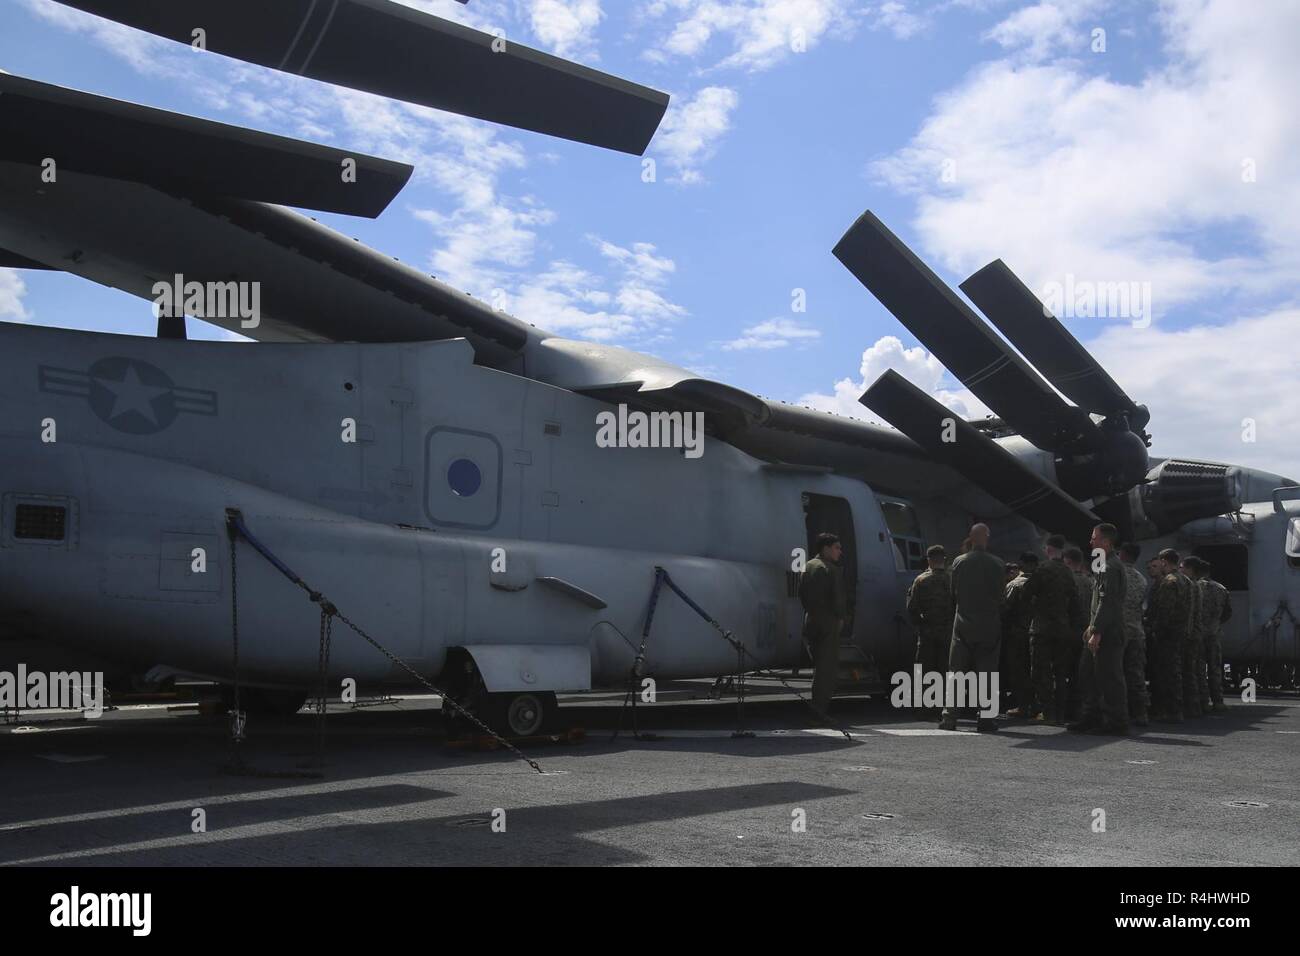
[490,691,557,738]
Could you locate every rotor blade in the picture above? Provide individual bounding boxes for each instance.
[833,210,1101,453]
[960,259,1139,420]
[0,247,56,270]
[861,370,1099,543]
[56,0,670,155]
[0,73,412,217]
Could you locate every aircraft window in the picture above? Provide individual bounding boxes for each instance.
[1193,544,1249,590]
[447,459,482,497]
[881,501,922,538]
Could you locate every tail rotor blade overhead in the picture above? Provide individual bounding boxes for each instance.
[55,0,670,155]
[862,370,1099,543]
[960,259,1148,434]
[833,211,1101,454]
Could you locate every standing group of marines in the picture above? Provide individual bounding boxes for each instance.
[904,523,1232,734]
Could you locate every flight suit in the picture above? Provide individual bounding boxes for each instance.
[1121,562,1149,724]
[1150,571,1192,720]
[1076,555,1128,729]
[800,556,846,715]
[906,567,954,684]
[1198,577,1230,710]
[1181,571,1205,718]
[1069,569,1092,719]
[1026,558,1083,722]
[942,548,1005,723]
[1002,572,1034,713]
[1072,570,1092,638]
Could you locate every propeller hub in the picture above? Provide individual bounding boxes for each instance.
[1056,429,1150,499]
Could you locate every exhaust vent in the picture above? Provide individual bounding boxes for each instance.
[1142,460,1241,534]
[14,503,67,541]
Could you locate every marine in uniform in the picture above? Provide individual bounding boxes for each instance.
[1071,524,1128,734]
[941,523,1005,733]
[1149,549,1192,722]
[1186,556,1231,715]
[1002,553,1038,717]
[1118,542,1150,726]
[799,532,846,716]
[1025,534,1083,724]
[1178,558,1205,719]
[906,545,954,701]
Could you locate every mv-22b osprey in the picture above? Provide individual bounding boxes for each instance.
[1,1,1295,736]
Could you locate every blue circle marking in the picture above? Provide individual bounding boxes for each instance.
[447,458,482,497]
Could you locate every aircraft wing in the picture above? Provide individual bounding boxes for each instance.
[0,161,534,362]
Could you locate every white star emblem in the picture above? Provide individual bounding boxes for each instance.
[95,364,172,425]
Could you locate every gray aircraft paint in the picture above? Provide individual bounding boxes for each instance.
[0,322,904,692]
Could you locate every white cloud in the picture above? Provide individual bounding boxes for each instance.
[722,318,821,350]
[592,238,676,285]
[0,269,31,321]
[797,335,990,423]
[871,2,929,40]
[641,0,857,72]
[1088,308,1300,482]
[22,0,173,76]
[651,86,740,183]
[983,0,1108,61]
[508,238,688,342]
[525,0,604,59]
[870,0,1300,322]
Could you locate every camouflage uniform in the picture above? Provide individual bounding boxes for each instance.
[1076,554,1128,729]
[906,567,954,685]
[1150,571,1192,720]
[1121,562,1149,723]
[1025,558,1083,722]
[1198,577,1230,709]
[1181,571,1205,718]
[800,557,846,714]
[1070,569,1092,719]
[1002,572,1034,713]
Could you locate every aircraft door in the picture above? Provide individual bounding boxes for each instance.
[802,493,857,641]
[878,497,929,668]
[879,498,928,573]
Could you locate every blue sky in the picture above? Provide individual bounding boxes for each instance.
[3,0,1299,480]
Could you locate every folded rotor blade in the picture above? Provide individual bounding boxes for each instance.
[0,73,412,217]
[960,259,1143,426]
[56,0,670,155]
[833,211,1101,453]
[862,369,1099,542]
